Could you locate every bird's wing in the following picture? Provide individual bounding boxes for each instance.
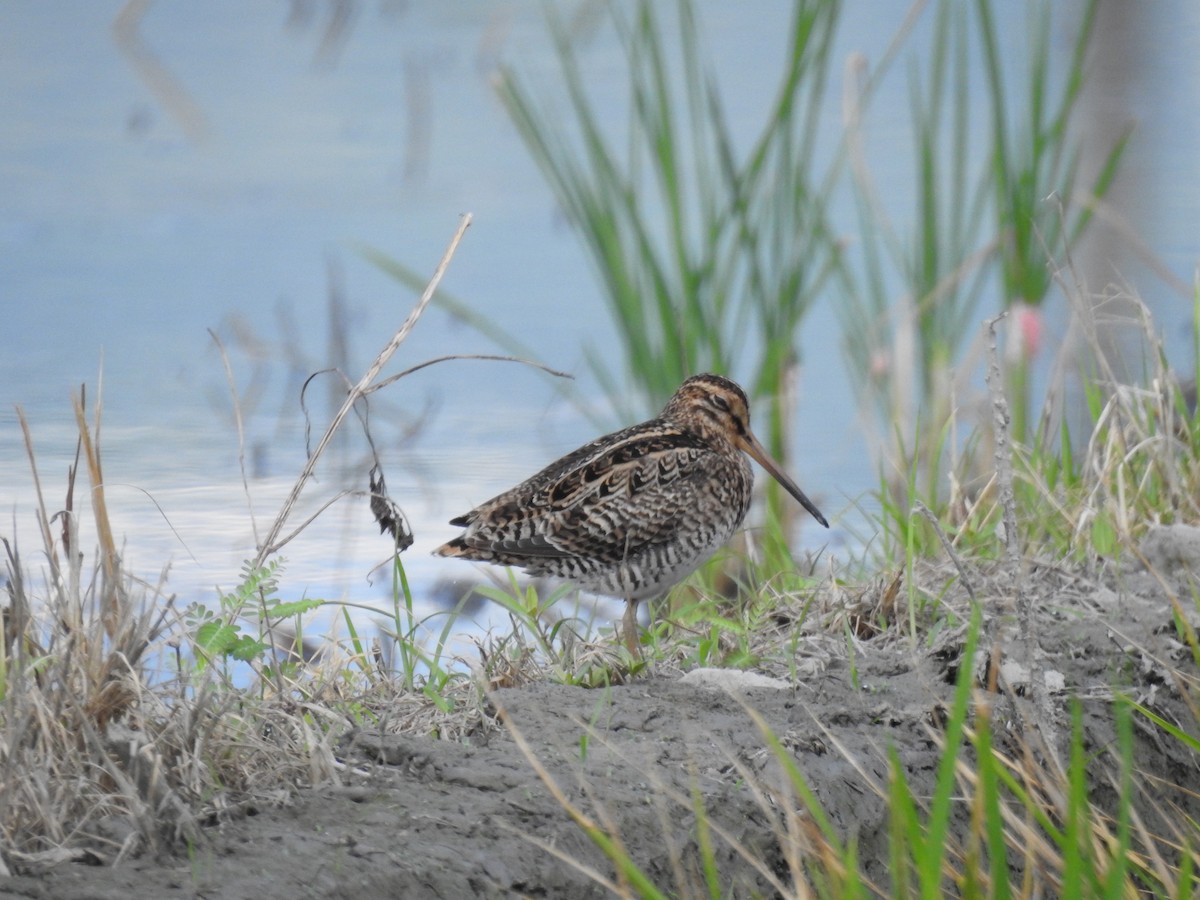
[456,427,722,562]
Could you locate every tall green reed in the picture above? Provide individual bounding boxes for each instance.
[840,0,1128,548]
[841,0,991,428]
[976,0,1129,442]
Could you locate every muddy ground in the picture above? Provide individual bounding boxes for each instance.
[5,526,1200,898]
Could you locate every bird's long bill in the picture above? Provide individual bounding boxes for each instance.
[739,432,830,529]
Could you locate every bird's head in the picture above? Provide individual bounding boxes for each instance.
[664,373,829,529]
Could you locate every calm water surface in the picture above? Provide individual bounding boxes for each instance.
[2,2,1198,643]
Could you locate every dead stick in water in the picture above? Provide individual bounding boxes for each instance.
[253,213,473,567]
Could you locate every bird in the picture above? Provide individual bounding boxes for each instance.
[433,373,829,657]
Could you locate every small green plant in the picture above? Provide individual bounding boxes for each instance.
[659,587,770,671]
[473,572,582,659]
[382,552,469,712]
[185,559,323,679]
[471,573,647,687]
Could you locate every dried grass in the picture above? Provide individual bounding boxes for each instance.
[0,217,500,870]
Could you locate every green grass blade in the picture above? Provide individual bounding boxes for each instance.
[972,704,1011,899]
[919,604,982,895]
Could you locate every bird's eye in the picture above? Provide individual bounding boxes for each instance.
[711,394,731,412]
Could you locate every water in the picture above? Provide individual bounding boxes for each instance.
[2,1,1198,645]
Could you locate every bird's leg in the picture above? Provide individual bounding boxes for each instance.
[622,598,641,659]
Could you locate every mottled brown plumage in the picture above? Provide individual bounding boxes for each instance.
[434,373,829,656]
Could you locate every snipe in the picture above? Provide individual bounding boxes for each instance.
[434,373,829,656]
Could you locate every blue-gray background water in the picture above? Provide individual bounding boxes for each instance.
[3,2,1198,644]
